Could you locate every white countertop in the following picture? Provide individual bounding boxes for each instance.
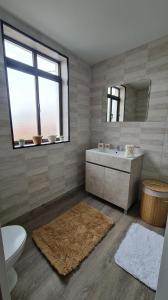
[86,148,144,160]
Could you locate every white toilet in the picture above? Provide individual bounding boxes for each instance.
[2,225,27,292]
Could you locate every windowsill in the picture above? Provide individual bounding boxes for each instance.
[14,140,70,149]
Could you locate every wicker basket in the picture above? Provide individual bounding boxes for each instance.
[140,179,168,227]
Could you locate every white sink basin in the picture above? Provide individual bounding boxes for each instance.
[88,148,142,159]
[86,148,143,172]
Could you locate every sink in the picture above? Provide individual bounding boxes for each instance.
[88,148,142,159]
[86,148,143,172]
[91,148,126,157]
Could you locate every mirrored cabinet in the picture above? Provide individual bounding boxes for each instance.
[105,79,151,122]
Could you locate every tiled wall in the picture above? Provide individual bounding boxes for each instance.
[91,37,168,182]
[124,86,137,121]
[0,9,91,224]
[135,89,148,121]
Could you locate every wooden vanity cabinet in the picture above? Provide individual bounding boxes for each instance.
[85,150,143,213]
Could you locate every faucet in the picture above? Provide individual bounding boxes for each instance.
[116,145,125,151]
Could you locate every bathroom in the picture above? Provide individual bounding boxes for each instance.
[0,1,168,300]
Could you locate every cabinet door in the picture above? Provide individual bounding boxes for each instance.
[104,168,130,210]
[85,162,104,198]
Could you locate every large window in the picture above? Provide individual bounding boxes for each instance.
[2,23,69,148]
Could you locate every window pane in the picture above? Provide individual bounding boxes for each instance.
[38,77,60,138]
[106,98,111,122]
[4,39,33,66]
[7,68,37,141]
[107,87,111,94]
[112,87,119,97]
[112,100,118,122]
[37,55,58,75]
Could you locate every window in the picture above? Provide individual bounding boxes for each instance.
[107,86,120,122]
[4,39,33,66]
[7,68,37,140]
[2,23,69,148]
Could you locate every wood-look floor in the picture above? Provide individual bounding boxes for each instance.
[9,189,164,300]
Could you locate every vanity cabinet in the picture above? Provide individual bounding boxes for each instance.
[104,168,130,209]
[85,149,143,213]
[85,163,104,198]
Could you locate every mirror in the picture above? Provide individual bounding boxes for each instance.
[106,79,151,122]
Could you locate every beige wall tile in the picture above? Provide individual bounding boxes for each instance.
[0,8,91,224]
[91,37,168,182]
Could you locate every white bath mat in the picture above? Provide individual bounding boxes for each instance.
[114,223,164,290]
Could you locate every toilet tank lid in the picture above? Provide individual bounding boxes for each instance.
[1,225,27,261]
[143,179,168,193]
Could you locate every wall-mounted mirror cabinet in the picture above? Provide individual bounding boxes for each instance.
[105,79,151,122]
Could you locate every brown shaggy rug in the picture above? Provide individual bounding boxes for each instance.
[32,201,113,275]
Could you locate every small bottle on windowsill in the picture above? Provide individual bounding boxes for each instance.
[98,140,104,151]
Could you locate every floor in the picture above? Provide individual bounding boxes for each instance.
[9,189,164,300]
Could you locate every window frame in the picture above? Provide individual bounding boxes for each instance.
[1,20,70,149]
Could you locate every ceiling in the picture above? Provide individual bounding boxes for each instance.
[0,0,168,65]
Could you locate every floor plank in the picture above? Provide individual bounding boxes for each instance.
[8,189,161,300]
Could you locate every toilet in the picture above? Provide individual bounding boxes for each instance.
[2,225,27,292]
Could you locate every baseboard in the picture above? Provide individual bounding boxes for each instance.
[6,184,84,226]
